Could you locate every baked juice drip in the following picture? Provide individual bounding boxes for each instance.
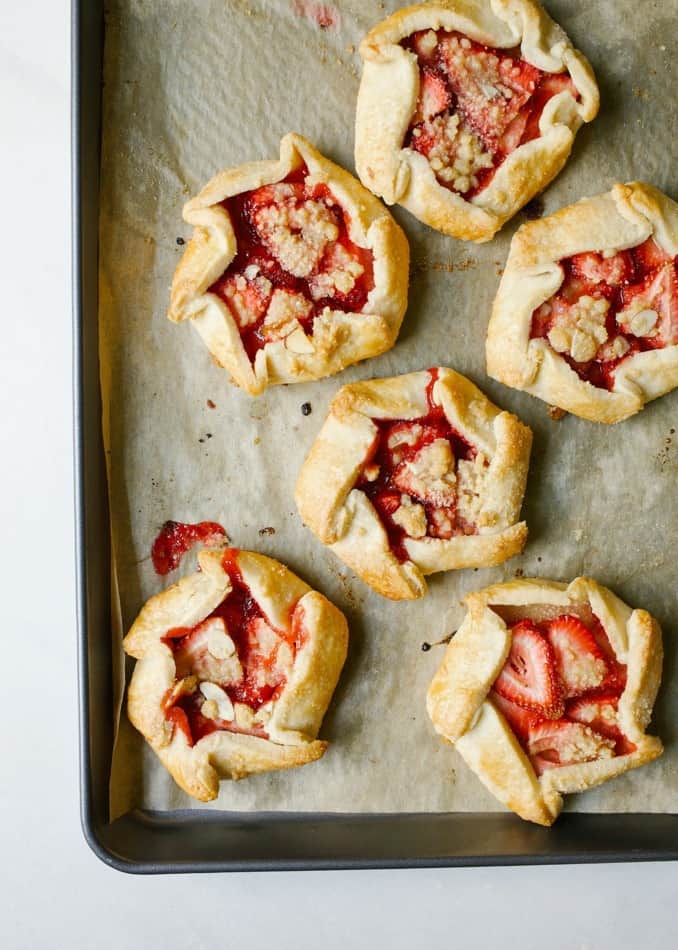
[530,238,678,390]
[161,552,302,746]
[491,613,633,776]
[151,520,226,576]
[355,369,487,562]
[209,164,375,361]
[402,29,577,198]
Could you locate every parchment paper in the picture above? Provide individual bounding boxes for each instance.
[100,0,678,819]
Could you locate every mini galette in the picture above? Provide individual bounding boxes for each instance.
[487,182,678,422]
[427,577,663,825]
[295,368,532,600]
[355,0,598,242]
[123,548,348,802]
[169,133,409,395]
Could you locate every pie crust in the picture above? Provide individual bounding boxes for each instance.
[427,577,663,825]
[123,548,349,802]
[487,182,678,422]
[169,133,410,395]
[295,367,532,600]
[355,0,598,242]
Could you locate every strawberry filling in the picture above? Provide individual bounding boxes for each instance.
[209,165,375,362]
[530,238,678,389]
[402,29,577,198]
[491,612,634,775]
[161,551,304,746]
[355,368,488,562]
[151,520,227,576]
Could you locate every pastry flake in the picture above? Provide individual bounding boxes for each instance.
[355,0,598,242]
[295,368,532,600]
[487,182,678,422]
[426,577,663,825]
[169,133,410,395]
[123,548,349,802]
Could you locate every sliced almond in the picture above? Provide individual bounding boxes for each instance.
[284,326,315,354]
[199,681,234,722]
[629,308,658,337]
[204,618,236,660]
[165,675,197,708]
[234,703,255,730]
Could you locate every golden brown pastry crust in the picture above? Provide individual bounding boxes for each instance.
[123,549,349,802]
[355,0,598,242]
[169,133,410,395]
[295,368,532,600]
[426,577,663,825]
[487,182,678,422]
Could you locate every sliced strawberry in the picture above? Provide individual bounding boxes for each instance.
[494,620,564,718]
[570,250,634,287]
[370,490,403,518]
[567,694,622,742]
[165,705,193,746]
[439,39,540,148]
[518,73,577,144]
[588,620,628,695]
[497,109,529,157]
[545,615,608,699]
[633,236,675,274]
[490,689,543,742]
[528,719,616,775]
[413,69,451,124]
[620,263,678,346]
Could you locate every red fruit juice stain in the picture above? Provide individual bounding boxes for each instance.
[151,520,227,576]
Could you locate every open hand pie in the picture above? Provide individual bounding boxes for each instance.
[169,133,409,395]
[487,182,678,422]
[123,548,348,802]
[295,368,532,600]
[355,0,598,242]
[427,577,663,825]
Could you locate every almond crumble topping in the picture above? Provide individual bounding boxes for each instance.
[253,185,340,277]
[456,452,488,524]
[414,113,493,193]
[394,438,457,507]
[262,289,312,341]
[392,495,428,538]
[309,243,365,300]
[547,295,610,362]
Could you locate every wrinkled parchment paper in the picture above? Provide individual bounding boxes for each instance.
[100,0,678,818]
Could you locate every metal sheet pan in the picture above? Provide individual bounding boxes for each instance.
[73,0,678,871]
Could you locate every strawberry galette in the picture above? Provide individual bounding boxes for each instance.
[487,182,678,422]
[169,133,409,395]
[295,368,532,600]
[427,577,663,825]
[355,0,598,242]
[123,548,348,802]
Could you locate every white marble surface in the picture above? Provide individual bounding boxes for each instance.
[0,2,675,947]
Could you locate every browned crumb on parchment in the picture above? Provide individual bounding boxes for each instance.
[412,256,477,276]
[547,405,567,421]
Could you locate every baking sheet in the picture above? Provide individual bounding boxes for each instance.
[100,0,678,818]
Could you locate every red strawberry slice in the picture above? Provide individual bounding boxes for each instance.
[490,689,543,742]
[567,694,622,742]
[633,236,674,274]
[570,250,634,287]
[620,263,678,346]
[545,615,608,699]
[439,40,540,149]
[494,620,564,718]
[413,69,451,124]
[527,719,616,775]
[371,490,403,518]
[518,73,577,145]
